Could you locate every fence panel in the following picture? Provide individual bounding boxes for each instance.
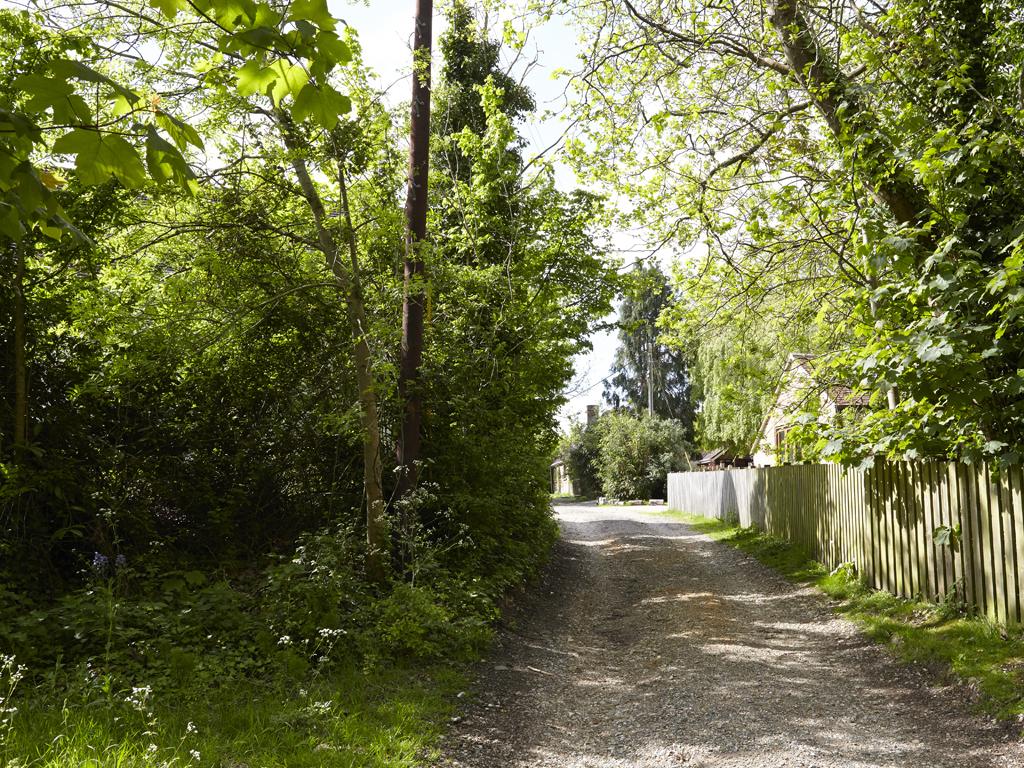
[667,460,1024,626]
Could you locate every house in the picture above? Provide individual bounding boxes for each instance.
[751,353,869,467]
[550,458,574,495]
[696,447,752,471]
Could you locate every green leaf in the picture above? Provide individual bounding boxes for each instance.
[268,60,309,106]
[37,222,64,240]
[234,26,280,50]
[315,31,352,68]
[288,0,336,31]
[147,0,186,18]
[155,112,204,150]
[50,60,141,105]
[292,19,317,41]
[211,0,258,29]
[13,168,47,213]
[915,338,953,362]
[13,74,74,113]
[145,127,197,191]
[290,82,351,129]
[0,108,41,141]
[51,129,147,187]
[0,202,26,241]
[932,524,961,551]
[235,60,277,97]
[58,94,94,124]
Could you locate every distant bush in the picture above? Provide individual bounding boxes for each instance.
[595,412,691,499]
[559,419,604,498]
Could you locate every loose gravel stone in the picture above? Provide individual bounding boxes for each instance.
[435,503,1024,768]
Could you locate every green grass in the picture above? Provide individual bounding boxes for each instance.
[663,509,1024,722]
[0,663,465,768]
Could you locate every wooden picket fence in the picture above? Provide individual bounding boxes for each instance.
[667,461,1024,626]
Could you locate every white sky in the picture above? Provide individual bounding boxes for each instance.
[333,0,619,429]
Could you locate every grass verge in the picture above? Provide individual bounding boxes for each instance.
[662,509,1024,723]
[1,662,465,768]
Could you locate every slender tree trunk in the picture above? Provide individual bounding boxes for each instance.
[282,125,388,584]
[397,0,433,499]
[13,242,27,450]
[337,162,389,583]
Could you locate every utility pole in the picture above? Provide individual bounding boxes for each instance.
[397,0,433,499]
[647,327,655,417]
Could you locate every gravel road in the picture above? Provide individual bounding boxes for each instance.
[436,502,1024,768]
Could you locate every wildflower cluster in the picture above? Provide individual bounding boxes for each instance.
[90,552,128,578]
[0,655,25,740]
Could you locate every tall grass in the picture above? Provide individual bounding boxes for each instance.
[0,663,463,768]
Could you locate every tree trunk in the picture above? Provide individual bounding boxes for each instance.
[769,0,931,232]
[282,124,389,585]
[397,0,433,499]
[13,241,27,450]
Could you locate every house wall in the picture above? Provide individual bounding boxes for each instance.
[752,360,814,467]
[550,463,574,495]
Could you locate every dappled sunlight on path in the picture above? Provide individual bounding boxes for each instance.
[437,505,1023,768]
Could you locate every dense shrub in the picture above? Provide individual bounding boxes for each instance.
[595,412,691,499]
[559,419,604,498]
[0,518,513,696]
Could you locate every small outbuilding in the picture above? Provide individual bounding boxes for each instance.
[696,447,752,471]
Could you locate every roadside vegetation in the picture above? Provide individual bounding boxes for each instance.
[0,2,613,764]
[666,511,1024,722]
[5,0,1024,761]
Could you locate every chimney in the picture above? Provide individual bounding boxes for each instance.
[586,404,599,426]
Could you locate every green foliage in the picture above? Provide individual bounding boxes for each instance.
[434,1,534,178]
[419,8,616,582]
[559,418,604,498]
[1,663,465,768]
[595,412,691,499]
[359,580,494,667]
[0,3,611,764]
[563,0,1024,464]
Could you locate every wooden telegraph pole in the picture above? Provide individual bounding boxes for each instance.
[397,0,433,499]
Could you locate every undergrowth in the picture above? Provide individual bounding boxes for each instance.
[0,660,463,768]
[0,509,558,767]
[664,510,1024,723]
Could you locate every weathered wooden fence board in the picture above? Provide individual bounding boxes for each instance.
[667,460,1024,626]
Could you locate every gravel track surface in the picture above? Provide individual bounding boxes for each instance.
[436,503,1024,767]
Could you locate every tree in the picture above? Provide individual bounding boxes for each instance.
[1,0,398,581]
[397,0,435,499]
[433,0,534,178]
[559,417,603,498]
[604,264,694,434]
[417,8,618,564]
[560,0,1024,463]
[595,412,690,500]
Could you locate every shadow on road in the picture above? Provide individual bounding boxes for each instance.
[438,508,1022,768]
